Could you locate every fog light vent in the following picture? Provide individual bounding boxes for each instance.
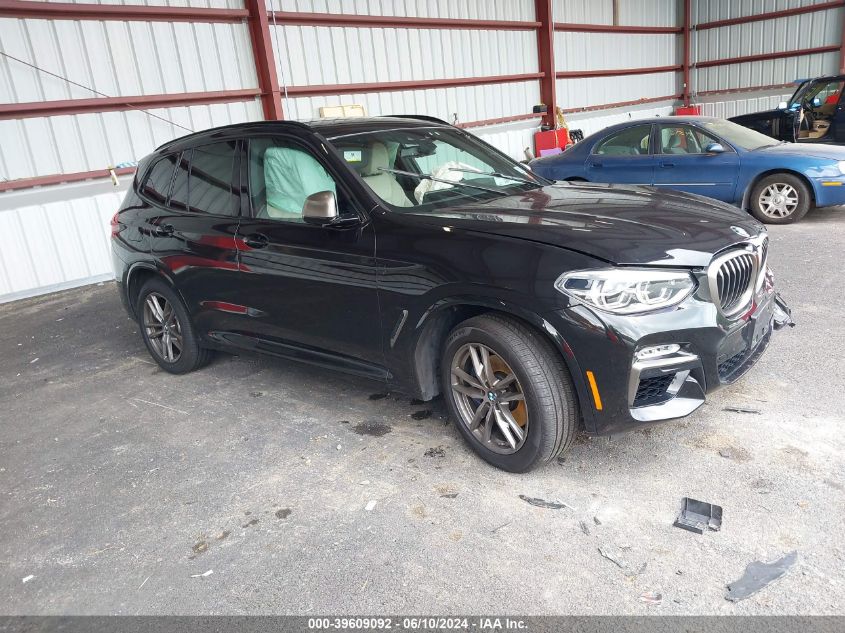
[635,344,680,361]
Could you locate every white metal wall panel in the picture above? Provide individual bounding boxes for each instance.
[617,0,679,27]
[284,81,540,128]
[694,51,840,94]
[0,17,256,103]
[692,0,837,23]
[553,0,613,24]
[555,32,678,70]
[0,187,125,302]
[557,71,680,110]
[0,100,263,182]
[699,91,794,119]
[25,1,244,7]
[472,121,539,162]
[271,25,538,88]
[268,0,535,21]
[564,102,675,138]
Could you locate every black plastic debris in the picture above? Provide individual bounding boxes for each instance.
[725,551,797,602]
[673,497,722,534]
[519,495,573,510]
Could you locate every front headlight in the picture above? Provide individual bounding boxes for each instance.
[555,269,696,315]
[838,161,845,175]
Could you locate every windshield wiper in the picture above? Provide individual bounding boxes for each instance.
[445,166,545,187]
[377,167,504,195]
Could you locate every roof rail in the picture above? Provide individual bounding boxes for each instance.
[385,114,452,126]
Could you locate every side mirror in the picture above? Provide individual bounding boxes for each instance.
[777,101,788,110]
[302,190,339,225]
[704,142,725,154]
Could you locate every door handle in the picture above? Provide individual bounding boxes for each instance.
[243,233,269,249]
[153,223,174,236]
[660,161,676,168]
[590,161,603,167]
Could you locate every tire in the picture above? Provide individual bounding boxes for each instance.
[749,173,812,224]
[441,314,578,472]
[136,277,213,374]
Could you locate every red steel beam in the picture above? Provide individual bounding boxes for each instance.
[694,45,840,69]
[695,0,845,30]
[555,22,682,34]
[0,167,137,193]
[682,0,691,107]
[560,94,681,114]
[696,82,798,97]
[270,11,540,30]
[0,89,261,121]
[283,73,544,97]
[556,65,681,79]
[0,0,248,22]
[458,113,543,129]
[246,0,283,120]
[535,0,557,128]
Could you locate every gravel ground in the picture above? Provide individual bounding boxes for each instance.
[0,207,843,615]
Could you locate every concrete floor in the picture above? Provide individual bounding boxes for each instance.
[1,207,844,615]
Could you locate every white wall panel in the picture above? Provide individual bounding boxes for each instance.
[692,0,837,24]
[0,186,126,303]
[268,0,535,21]
[553,0,613,24]
[0,100,263,182]
[555,32,678,70]
[270,25,537,88]
[694,52,839,93]
[284,80,540,131]
[25,0,244,7]
[563,102,675,138]
[0,18,256,103]
[699,92,794,119]
[617,0,679,27]
[557,71,679,109]
[472,121,540,162]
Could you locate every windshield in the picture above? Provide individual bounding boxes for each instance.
[326,127,545,211]
[699,119,779,150]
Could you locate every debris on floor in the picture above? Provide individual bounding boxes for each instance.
[440,492,458,499]
[365,500,377,511]
[275,508,291,519]
[723,406,761,414]
[725,551,798,602]
[368,393,388,401]
[579,521,591,536]
[518,495,574,510]
[352,421,392,437]
[22,575,34,584]
[673,497,722,534]
[639,591,662,605]
[424,446,446,458]
[190,570,213,578]
[411,410,432,420]
[597,545,626,569]
[192,541,208,555]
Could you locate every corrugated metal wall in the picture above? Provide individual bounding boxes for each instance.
[553,0,682,111]
[692,0,844,94]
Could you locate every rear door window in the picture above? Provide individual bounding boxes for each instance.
[160,142,239,216]
[594,125,652,156]
[141,155,177,204]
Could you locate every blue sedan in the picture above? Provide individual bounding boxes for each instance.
[530,116,845,224]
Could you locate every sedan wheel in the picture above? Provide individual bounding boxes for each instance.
[749,173,811,224]
[757,183,798,219]
[143,292,183,363]
[450,343,528,454]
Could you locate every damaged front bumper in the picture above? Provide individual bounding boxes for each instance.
[548,285,793,435]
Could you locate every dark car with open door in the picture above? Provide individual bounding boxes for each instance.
[730,75,845,143]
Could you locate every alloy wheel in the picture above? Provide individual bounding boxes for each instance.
[758,183,799,218]
[142,292,183,363]
[450,343,529,455]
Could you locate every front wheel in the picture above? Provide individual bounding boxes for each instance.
[749,173,811,224]
[441,314,578,472]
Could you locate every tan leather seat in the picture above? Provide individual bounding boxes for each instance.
[361,143,412,207]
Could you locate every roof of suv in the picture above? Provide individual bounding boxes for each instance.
[154,115,450,153]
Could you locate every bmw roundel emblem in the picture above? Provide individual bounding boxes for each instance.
[731,226,750,238]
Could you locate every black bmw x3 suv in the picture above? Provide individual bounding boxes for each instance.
[112,116,792,472]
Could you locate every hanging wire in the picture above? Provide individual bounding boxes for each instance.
[271,4,291,116]
[1,51,195,133]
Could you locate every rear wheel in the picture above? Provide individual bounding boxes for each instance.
[441,314,578,472]
[749,173,811,224]
[136,278,212,374]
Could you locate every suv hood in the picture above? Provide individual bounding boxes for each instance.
[399,183,763,267]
